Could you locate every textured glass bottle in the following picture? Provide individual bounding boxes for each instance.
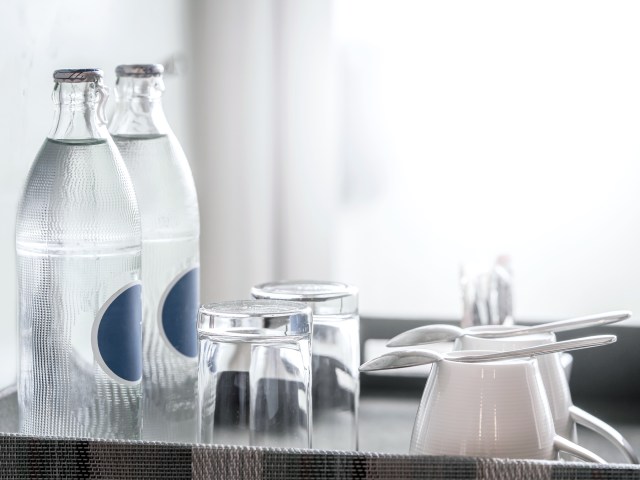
[16,69,142,439]
[110,64,200,442]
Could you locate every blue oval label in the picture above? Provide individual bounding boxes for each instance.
[159,267,199,358]
[92,282,142,385]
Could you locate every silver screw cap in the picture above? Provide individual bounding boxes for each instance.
[53,68,103,83]
[115,64,164,77]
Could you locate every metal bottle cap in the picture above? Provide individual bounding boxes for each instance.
[53,69,103,83]
[115,64,164,78]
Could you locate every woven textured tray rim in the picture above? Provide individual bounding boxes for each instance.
[1,432,640,480]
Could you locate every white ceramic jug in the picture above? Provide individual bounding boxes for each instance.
[455,325,637,463]
[410,352,605,463]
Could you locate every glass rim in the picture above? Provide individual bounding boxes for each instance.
[198,299,311,320]
[251,280,358,302]
[198,299,312,337]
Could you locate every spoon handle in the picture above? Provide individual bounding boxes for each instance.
[359,350,444,372]
[483,311,631,338]
[454,335,616,363]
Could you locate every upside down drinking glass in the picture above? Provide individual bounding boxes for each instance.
[251,281,360,450]
[197,300,312,448]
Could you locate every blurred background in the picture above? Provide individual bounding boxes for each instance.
[3,0,640,388]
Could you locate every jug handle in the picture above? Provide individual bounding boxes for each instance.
[569,405,639,464]
[554,435,605,463]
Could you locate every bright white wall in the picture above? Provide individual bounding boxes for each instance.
[191,0,278,304]
[0,0,192,388]
[5,1,638,392]
[333,0,640,322]
[191,0,337,304]
[190,1,640,324]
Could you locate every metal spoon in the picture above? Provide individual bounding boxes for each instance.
[386,310,630,347]
[360,334,616,372]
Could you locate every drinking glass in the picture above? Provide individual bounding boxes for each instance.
[197,300,312,448]
[252,281,359,450]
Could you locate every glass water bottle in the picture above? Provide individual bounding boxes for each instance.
[16,69,143,439]
[110,64,200,442]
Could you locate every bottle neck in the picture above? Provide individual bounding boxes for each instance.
[109,76,171,137]
[49,81,110,141]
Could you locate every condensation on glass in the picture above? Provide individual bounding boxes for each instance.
[251,281,360,450]
[197,300,312,448]
[16,68,142,439]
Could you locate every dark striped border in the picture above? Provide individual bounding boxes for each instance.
[0,434,639,480]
